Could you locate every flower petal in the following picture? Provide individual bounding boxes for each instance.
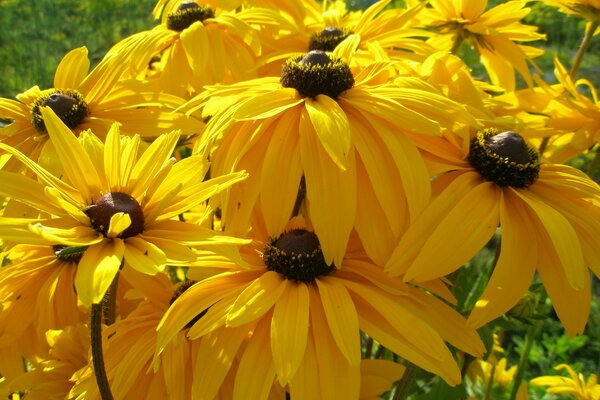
[123,237,166,275]
[54,47,90,89]
[76,239,124,306]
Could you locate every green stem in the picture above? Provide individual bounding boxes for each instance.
[450,31,465,55]
[91,303,114,400]
[364,336,374,359]
[392,362,419,400]
[569,20,600,80]
[483,362,497,400]
[509,320,543,400]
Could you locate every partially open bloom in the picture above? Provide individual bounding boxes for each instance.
[0,107,247,306]
[530,364,600,400]
[155,216,484,398]
[0,46,197,173]
[544,0,600,35]
[386,129,600,335]
[418,0,546,91]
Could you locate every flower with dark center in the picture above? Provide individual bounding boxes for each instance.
[262,229,335,282]
[30,90,88,133]
[280,50,354,99]
[308,26,352,52]
[468,129,540,188]
[53,245,88,263]
[85,192,145,238]
[166,2,215,32]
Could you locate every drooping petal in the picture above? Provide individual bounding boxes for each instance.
[123,237,167,275]
[468,189,538,328]
[271,281,309,385]
[75,239,125,306]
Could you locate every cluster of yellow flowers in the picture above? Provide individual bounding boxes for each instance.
[0,0,599,399]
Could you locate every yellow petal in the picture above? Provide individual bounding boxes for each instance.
[0,171,66,216]
[271,282,309,386]
[316,277,360,366]
[54,47,90,89]
[468,190,538,328]
[123,237,166,275]
[106,212,132,238]
[233,89,304,120]
[76,239,124,306]
[41,107,102,202]
[289,329,321,400]
[104,122,122,190]
[305,95,350,170]
[30,219,103,246]
[226,271,286,327]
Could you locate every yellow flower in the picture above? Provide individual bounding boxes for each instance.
[385,129,600,336]
[0,245,85,354]
[530,364,600,400]
[0,46,197,173]
[544,0,600,34]
[1,324,89,400]
[109,1,261,98]
[0,108,247,306]
[185,46,476,266]
[418,0,546,91]
[155,216,484,397]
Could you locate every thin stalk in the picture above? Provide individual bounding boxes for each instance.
[91,303,114,400]
[392,362,419,400]
[570,20,600,80]
[509,320,543,400]
[364,336,374,359]
[450,31,465,55]
[102,275,119,326]
[483,362,497,400]
[291,176,306,218]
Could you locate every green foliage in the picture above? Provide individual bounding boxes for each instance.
[0,0,157,97]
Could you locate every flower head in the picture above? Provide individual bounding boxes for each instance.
[531,364,600,400]
[0,107,247,306]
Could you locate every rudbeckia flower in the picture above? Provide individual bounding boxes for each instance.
[0,245,85,353]
[0,107,247,307]
[109,1,261,98]
[185,45,476,266]
[0,324,90,400]
[385,128,600,335]
[0,46,198,173]
[544,0,600,34]
[530,364,600,400]
[417,0,546,91]
[155,216,485,398]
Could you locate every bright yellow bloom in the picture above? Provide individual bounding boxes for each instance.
[185,46,476,266]
[0,108,247,306]
[156,216,484,397]
[418,0,546,91]
[385,129,600,336]
[0,324,89,400]
[0,47,197,174]
[544,0,600,35]
[531,364,600,400]
[110,1,261,98]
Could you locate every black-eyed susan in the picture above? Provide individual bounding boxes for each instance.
[186,46,477,266]
[385,128,600,335]
[0,107,247,307]
[544,0,600,29]
[417,0,546,91]
[0,244,85,353]
[530,364,600,399]
[109,1,261,98]
[155,216,485,398]
[0,324,89,400]
[0,46,198,174]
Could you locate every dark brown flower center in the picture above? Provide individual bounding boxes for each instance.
[308,26,351,52]
[30,90,88,133]
[85,192,145,238]
[468,129,540,188]
[263,229,334,282]
[280,50,354,99]
[167,2,215,31]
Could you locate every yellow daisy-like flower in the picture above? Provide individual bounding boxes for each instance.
[110,1,261,98]
[514,57,600,162]
[385,129,600,336]
[418,0,546,91]
[0,244,85,353]
[0,107,247,307]
[0,46,197,173]
[530,364,600,400]
[186,45,476,266]
[544,0,600,34]
[0,324,89,400]
[155,216,485,398]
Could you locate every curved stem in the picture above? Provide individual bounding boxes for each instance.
[392,362,419,400]
[91,303,114,400]
[570,20,600,80]
[509,320,543,400]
